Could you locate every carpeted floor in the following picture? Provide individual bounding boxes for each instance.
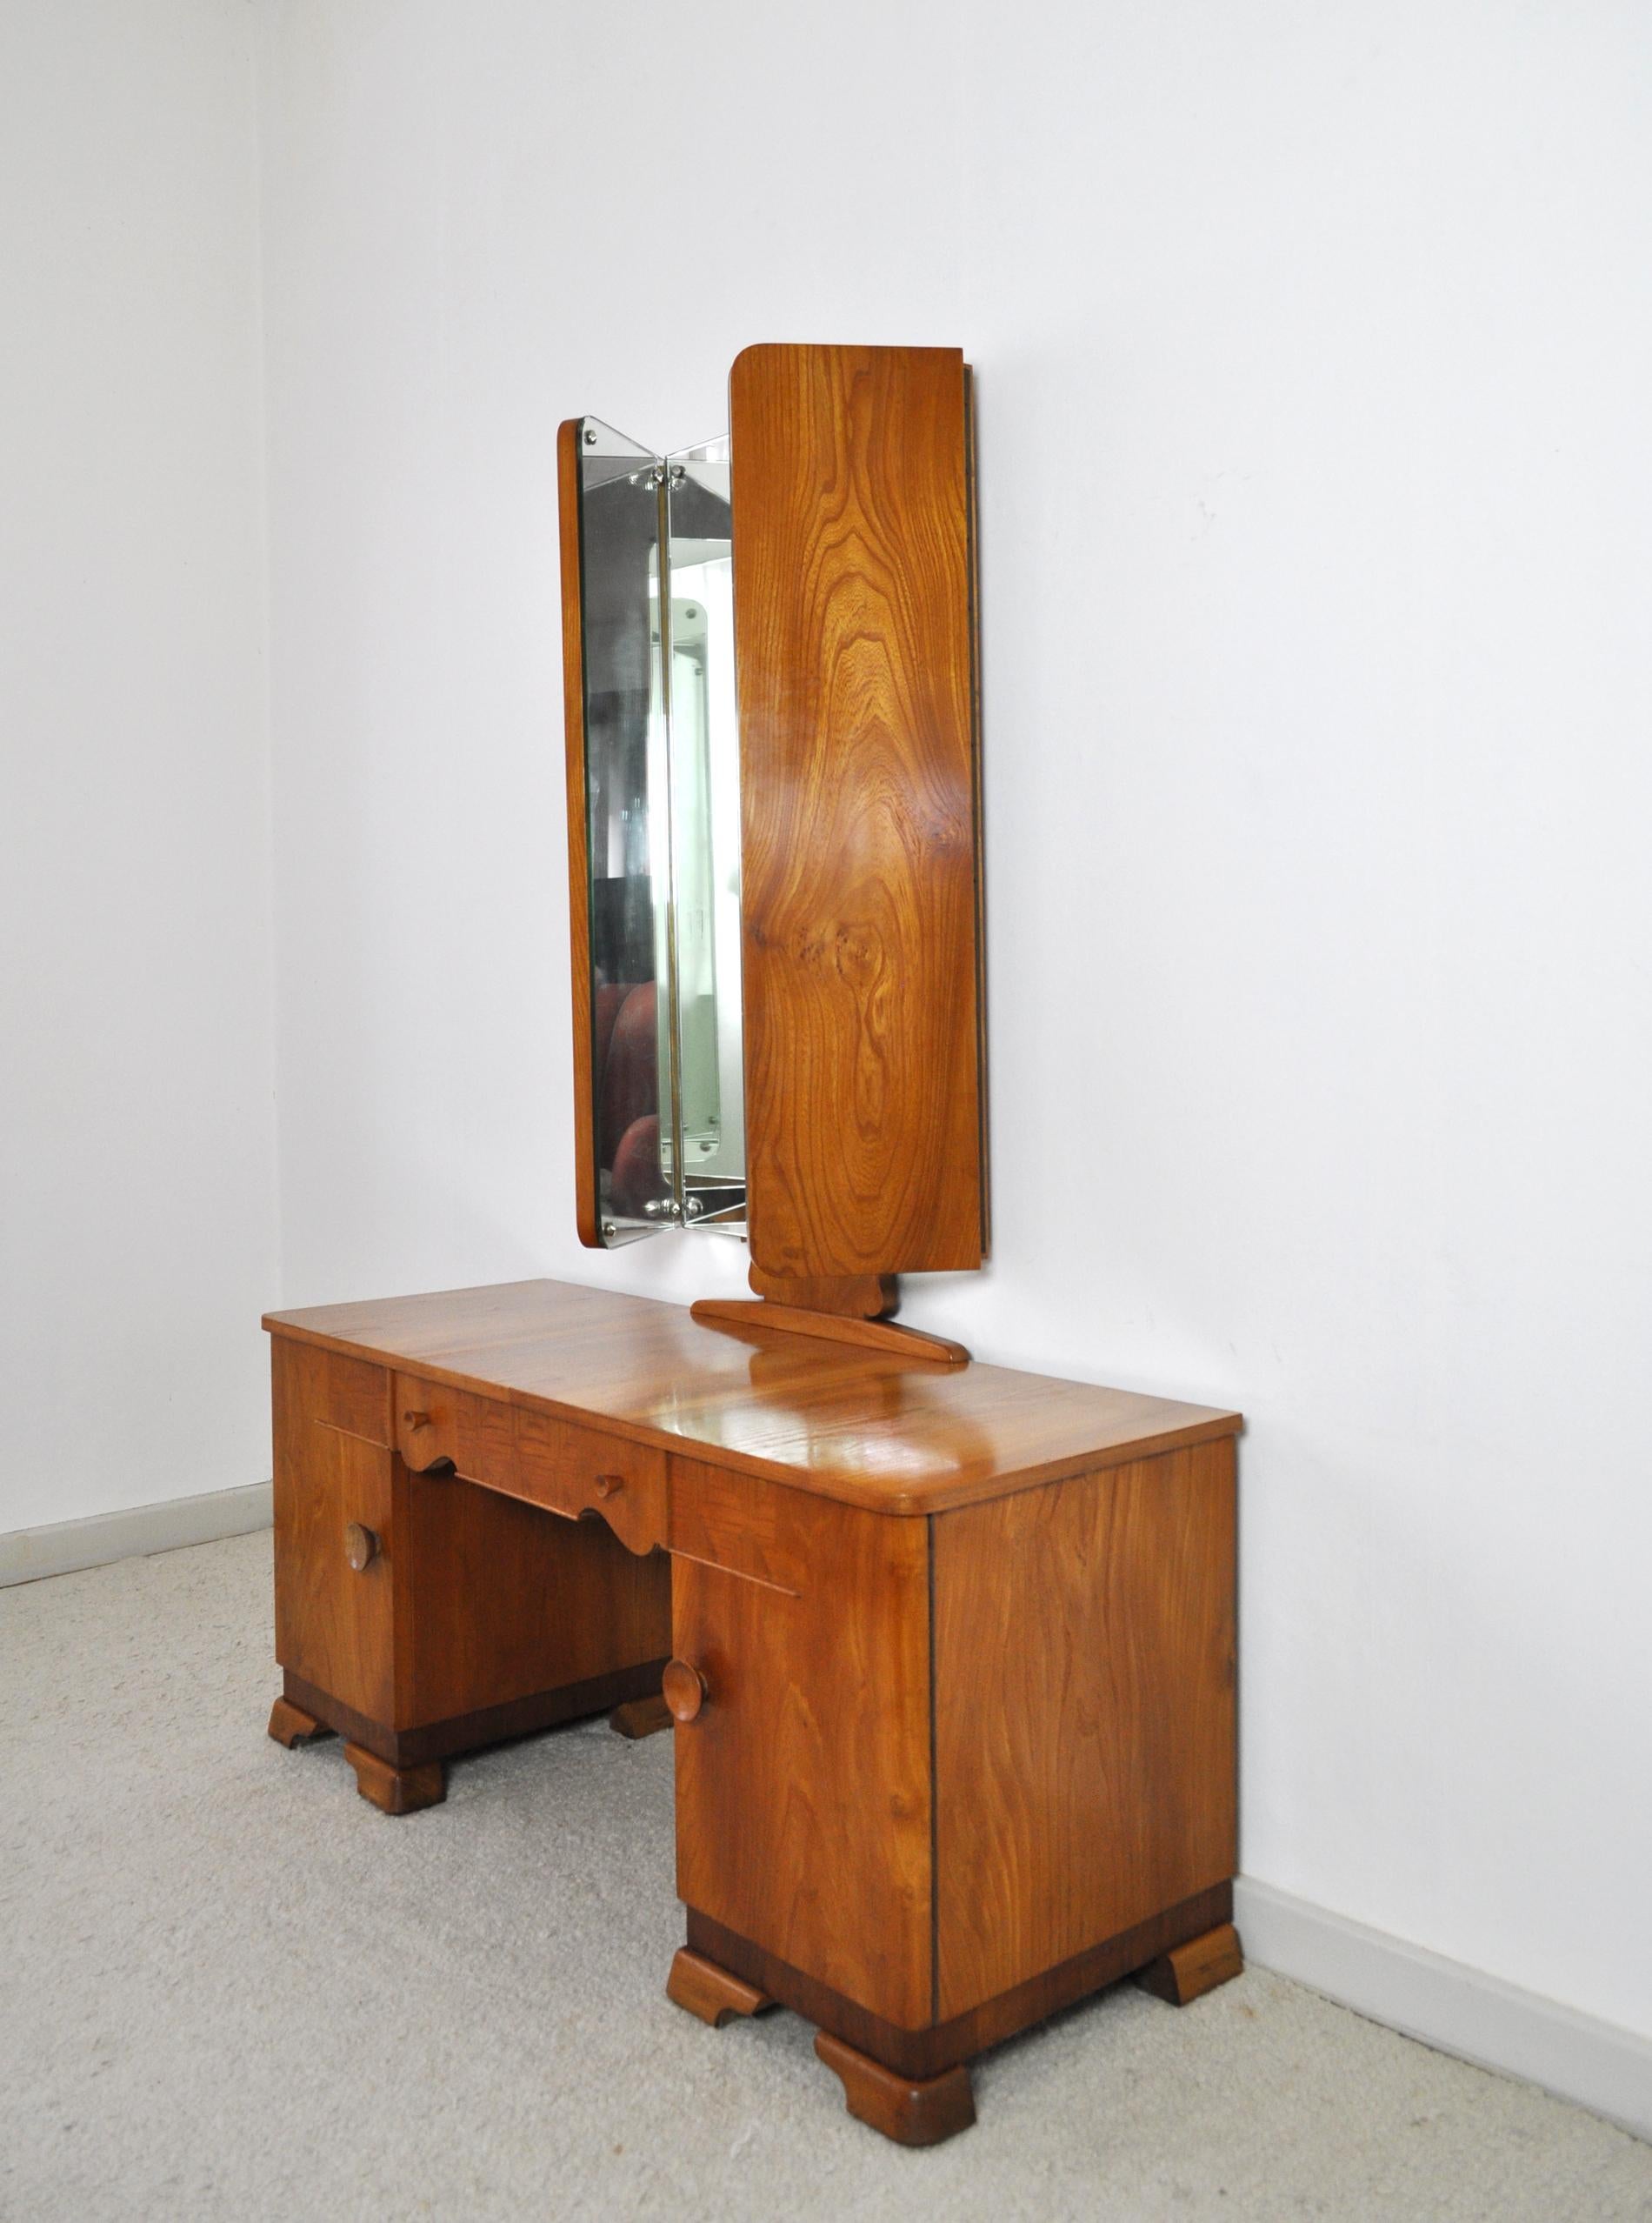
[3,1534,1649,2222]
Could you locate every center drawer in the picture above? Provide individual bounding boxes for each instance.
[393,1373,666,1557]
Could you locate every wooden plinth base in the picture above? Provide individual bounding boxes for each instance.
[343,1741,446,1816]
[689,1298,969,1369]
[610,1692,673,1740]
[816,2031,976,2147]
[666,1948,775,2028]
[1135,1922,1244,2006]
[267,1696,335,1748]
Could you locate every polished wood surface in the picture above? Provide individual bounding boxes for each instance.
[264,1276,1242,2138]
[343,1520,378,1572]
[745,1265,896,1318]
[730,343,984,1281]
[272,1340,395,1723]
[282,1665,663,1772]
[344,1742,445,1817]
[389,1457,668,1728]
[665,1948,774,2028]
[608,1692,672,1740]
[557,417,602,1250]
[270,1331,672,1803]
[931,1439,1237,2019]
[686,1885,1233,2083]
[669,1458,934,2028]
[661,1659,707,1723]
[266,1695,332,1748]
[815,2032,976,2147]
[1136,1921,1245,2006]
[266,1280,1239,1517]
[689,1298,969,1368]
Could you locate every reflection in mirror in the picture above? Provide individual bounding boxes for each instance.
[663,438,744,1228]
[577,420,669,1244]
[574,422,744,1246]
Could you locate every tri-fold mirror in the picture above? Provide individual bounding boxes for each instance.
[559,344,988,1304]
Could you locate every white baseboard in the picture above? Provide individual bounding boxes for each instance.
[1235,1876,1652,2145]
[0,1480,273,1587]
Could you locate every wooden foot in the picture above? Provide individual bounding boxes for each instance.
[666,1947,775,2028]
[267,1696,334,1748]
[610,1692,673,1740]
[815,2031,976,2147]
[343,1741,446,1816]
[1136,1921,1244,2006]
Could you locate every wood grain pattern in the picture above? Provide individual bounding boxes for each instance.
[343,1743,445,1816]
[931,1440,1238,2019]
[689,1298,969,1368]
[685,1885,1232,2082]
[558,417,602,1249]
[814,2032,976,2147]
[281,1666,665,1772]
[270,1330,672,1766]
[390,1459,669,1728]
[266,1695,332,1748]
[731,344,984,1280]
[390,1370,669,1556]
[271,1339,396,1723]
[669,1459,934,2028]
[746,1265,897,1318]
[665,1948,774,2026]
[266,1282,1241,1519]
[1135,1921,1244,2006]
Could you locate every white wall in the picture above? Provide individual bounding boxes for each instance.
[255,0,1652,2047]
[0,1,276,1531]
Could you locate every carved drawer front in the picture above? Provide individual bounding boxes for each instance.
[393,1373,514,1488]
[511,1410,667,1559]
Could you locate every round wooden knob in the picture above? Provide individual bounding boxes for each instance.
[403,1410,432,1431]
[344,1521,379,1572]
[662,1659,707,1724]
[593,1472,623,1499]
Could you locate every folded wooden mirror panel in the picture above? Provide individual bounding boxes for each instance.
[559,344,985,1288]
[730,344,985,1285]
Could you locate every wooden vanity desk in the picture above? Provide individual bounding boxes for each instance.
[265,1276,1241,2144]
[264,340,1243,2144]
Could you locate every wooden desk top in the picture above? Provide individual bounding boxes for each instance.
[263,1279,1240,1517]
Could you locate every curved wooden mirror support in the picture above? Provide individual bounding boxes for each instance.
[559,345,985,1367]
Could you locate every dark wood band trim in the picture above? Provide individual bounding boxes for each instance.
[686,1881,1233,2079]
[281,1659,668,1770]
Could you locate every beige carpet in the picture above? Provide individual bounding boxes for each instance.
[3,1534,1649,2222]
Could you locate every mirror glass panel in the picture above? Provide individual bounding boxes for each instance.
[575,420,744,1245]
[663,437,744,1228]
[576,420,669,1244]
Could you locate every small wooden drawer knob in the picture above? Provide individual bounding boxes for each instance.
[663,1659,708,1724]
[403,1409,433,1431]
[344,1521,379,1572]
[593,1472,623,1499]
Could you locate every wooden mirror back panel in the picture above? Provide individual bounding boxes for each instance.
[732,343,986,1282]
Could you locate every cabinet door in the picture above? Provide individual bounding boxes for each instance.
[669,1459,934,2029]
[271,1339,395,1723]
[932,1439,1238,2019]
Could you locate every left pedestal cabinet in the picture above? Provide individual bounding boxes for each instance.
[265,1334,672,1812]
